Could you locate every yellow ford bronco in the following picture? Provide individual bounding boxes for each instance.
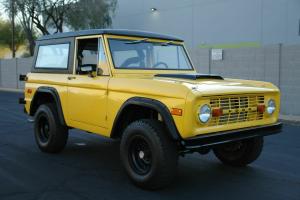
[19,29,282,189]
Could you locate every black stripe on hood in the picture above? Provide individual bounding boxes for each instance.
[154,73,224,80]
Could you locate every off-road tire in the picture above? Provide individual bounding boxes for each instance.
[213,137,264,167]
[34,103,68,153]
[120,119,178,190]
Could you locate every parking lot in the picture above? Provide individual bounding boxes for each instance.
[0,91,299,200]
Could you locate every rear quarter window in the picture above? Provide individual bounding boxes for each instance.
[35,43,70,69]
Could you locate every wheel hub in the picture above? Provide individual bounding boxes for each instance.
[139,151,145,159]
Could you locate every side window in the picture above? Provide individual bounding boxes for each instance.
[76,38,98,74]
[98,38,109,75]
[35,43,69,69]
[98,38,106,63]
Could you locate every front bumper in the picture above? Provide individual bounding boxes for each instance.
[182,122,282,150]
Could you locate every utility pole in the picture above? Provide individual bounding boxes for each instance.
[11,0,16,58]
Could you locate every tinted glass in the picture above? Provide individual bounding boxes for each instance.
[98,38,110,75]
[98,38,107,64]
[35,43,69,69]
[108,39,193,70]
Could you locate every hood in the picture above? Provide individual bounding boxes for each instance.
[153,73,279,96]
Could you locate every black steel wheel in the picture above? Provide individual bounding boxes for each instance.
[120,119,178,190]
[213,137,264,167]
[37,115,51,144]
[34,103,68,153]
[129,135,152,175]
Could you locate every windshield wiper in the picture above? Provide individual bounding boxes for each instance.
[125,39,175,45]
[125,38,149,44]
[160,40,174,46]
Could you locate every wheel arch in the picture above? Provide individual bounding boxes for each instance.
[30,86,66,126]
[110,97,181,141]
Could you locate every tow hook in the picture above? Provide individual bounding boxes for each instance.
[27,117,34,123]
[18,98,26,104]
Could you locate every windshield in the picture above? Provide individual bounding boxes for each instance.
[108,39,193,70]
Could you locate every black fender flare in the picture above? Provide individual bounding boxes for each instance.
[30,86,66,126]
[110,97,182,141]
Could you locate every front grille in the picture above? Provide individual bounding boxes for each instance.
[208,95,265,126]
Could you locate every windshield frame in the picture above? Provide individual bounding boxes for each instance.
[106,37,195,71]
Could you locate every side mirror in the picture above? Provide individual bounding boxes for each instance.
[97,68,103,76]
[78,64,97,76]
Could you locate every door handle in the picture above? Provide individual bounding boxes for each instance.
[68,76,76,80]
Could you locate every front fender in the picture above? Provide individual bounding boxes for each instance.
[110,97,182,141]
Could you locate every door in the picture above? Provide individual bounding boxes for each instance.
[67,36,110,129]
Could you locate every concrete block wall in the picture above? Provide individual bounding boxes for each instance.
[280,45,300,116]
[190,44,300,116]
[0,59,18,89]
[190,48,210,74]
[0,58,33,90]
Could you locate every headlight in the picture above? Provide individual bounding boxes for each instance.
[267,99,276,115]
[199,104,211,123]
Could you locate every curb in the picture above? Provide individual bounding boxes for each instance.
[279,115,300,125]
[0,88,23,93]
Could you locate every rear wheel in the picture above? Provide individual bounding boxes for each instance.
[120,119,178,190]
[34,103,68,153]
[213,137,264,167]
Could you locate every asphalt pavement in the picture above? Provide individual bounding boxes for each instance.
[0,91,299,200]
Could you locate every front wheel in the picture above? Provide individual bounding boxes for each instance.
[120,119,178,190]
[34,103,68,153]
[213,137,264,167]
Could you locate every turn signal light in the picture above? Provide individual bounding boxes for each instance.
[27,89,32,94]
[257,105,265,113]
[212,108,223,117]
[171,108,183,116]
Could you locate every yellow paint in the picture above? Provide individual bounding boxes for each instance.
[24,34,280,139]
